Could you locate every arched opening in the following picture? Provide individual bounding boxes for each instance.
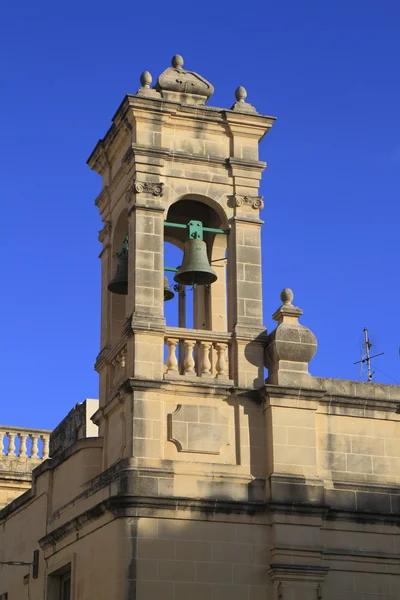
[164,197,229,333]
[110,209,128,344]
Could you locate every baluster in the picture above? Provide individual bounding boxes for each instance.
[111,358,118,389]
[7,432,16,456]
[183,340,196,375]
[0,432,5,455]
[165,338,179,373]
[19,433,28,457]
[31,435,39,459]
[199,341,212,377]
[215,343,229,379]
[120,349,126,372]
[42,434,49,460]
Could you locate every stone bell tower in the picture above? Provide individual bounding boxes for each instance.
[88,54,275,474]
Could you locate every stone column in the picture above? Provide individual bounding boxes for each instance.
[97,219,113,409]
[209,233,228,332]
[228,213,266,388]
[127,198,166,380]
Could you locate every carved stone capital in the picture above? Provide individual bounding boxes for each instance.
[126,180,164,202]
[98,221,112,243]
[234,194,264,210]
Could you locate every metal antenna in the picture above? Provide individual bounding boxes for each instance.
[354,327,384,382]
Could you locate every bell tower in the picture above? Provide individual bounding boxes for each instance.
[88,55,275,484]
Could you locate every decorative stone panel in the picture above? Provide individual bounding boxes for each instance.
[167,404,229,454]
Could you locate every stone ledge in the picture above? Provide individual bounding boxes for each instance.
[268,563,329,582]
[316,376,400,403]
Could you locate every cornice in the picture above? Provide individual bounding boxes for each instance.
[268,563,329,583]
[319,393,400,414]
[263,384,327,401]
[39,494,267,550]
[94,185,110,208]
[93,145,268,203]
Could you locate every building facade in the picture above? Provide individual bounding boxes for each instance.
[1,55,400,600]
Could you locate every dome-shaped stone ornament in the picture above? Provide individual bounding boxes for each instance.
[155,54,214,105]
[264,288,317,386]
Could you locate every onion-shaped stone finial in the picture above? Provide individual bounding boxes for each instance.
[280,288,294,305]
[140,71,152,89]
[235,86,247,103]
[264,287,317,385]
[172,54,184,69]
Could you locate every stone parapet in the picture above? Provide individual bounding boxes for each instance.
[0,425,51,508]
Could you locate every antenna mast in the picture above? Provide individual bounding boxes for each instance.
[354,327,384,382]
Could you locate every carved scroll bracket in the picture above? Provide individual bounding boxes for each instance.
[234,194,264,210]
[126,180,164,203]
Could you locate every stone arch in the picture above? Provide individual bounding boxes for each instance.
[164,194,229,332]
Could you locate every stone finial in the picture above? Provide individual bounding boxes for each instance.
[264,289,317,387]
[280,288,294,305]
[172,54,184,69]
[155,56,214,105]
[231,85,257,113]
[140,71,152,88]
[136,70,161,99]
[235,86,247,103]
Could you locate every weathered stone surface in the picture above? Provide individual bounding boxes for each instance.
[49,398,99,457]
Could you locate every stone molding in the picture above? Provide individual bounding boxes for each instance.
[98,220,112,243]
[227,157,266,171]
[38,492,267,550]
[167,404,230,454]
[234,194,264,210]
[268,564,329,582]
[94,185,110,209]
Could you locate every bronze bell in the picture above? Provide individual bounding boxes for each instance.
[107,253,128,295]
[164,276,175,301]
[174,239,217,286]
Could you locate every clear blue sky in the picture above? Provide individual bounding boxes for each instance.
[1,1,399,428]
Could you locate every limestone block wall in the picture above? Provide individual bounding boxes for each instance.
[265,379,400,509]
[124,515,272,600]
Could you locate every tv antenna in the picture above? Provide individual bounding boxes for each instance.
[354,327,384,382]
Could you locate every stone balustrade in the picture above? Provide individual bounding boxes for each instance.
[0,426,51,461]
[164,328,232,381]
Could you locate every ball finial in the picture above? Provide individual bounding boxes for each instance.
[140,71,152,88]
[172,54,184,69]
[280,288,294,305]
[235,86,247,103]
